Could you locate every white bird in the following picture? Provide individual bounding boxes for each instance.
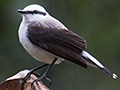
[17,4,117,81]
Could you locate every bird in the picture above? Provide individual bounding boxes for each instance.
[17,4,117,83]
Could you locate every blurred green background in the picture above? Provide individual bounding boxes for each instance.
[0,0,120,90]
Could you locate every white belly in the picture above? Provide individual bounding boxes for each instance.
[18,22,64,64]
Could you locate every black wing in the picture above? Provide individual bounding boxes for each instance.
[27,22,87,68]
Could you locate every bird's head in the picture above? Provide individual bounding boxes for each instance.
[17,4,48,22]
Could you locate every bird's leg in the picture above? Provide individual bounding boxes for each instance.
[32,58,57,87]
[23,64,48,82]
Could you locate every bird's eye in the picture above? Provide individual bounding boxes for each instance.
[32,10,46,16]
[33,10,39,14]
[25,10,46,16]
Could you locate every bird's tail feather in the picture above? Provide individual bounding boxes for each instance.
[101,66,117,79]
[81,50,118,79]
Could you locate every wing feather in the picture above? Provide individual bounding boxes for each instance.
[27,22,87,68]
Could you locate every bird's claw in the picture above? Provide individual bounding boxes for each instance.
[31,75,52,87]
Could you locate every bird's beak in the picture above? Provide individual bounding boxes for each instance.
[17,9,26,14]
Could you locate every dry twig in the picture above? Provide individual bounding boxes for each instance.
[0,70,50,90]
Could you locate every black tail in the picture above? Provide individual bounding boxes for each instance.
[81,50,118,79]
[101,66,117,79]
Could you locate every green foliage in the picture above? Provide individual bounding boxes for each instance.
[0,0,120,90]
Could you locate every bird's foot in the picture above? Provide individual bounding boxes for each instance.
[31,58,57,87]
[32,74,52,87]
[23,64,48,83]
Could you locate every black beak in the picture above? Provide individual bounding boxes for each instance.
[17,9,26,14]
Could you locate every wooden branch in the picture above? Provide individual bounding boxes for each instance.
[0,70,50,90]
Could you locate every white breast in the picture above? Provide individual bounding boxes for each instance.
[18,21,64,64]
